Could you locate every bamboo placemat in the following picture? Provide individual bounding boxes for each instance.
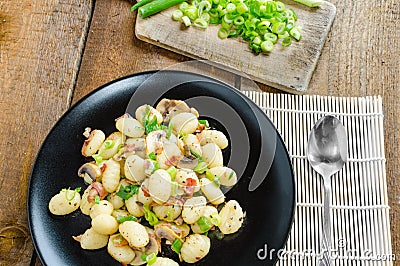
[244,92,393,265]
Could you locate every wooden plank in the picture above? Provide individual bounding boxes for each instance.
[73,0,240,104]
[0,0,93,264]
[135,0,336,93]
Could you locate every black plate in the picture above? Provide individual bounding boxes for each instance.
[27,71,295,266]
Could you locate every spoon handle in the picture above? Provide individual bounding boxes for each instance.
[319,175,332,266]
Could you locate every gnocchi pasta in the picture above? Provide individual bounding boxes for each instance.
[48,99,245,265]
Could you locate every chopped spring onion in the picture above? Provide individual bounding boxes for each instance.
[261,40,274,52]
[116,185,139,200]
[166,122,174,139]
[194,18,208,28]
[185,5,198,20]
[172,239,183,254]
[205,169,214,180]
[218,27,229,39]
[210,212,222,226]
[92,154,103,164]
[179,2,189,11]
[282,36,292,46]
[290,27,302,41]
[182,15,192,26]
[166,166,177,180]
[294,0,323,7]
[198,0,212,15]
[172,9,184,20]
[228,170,235,180]
[213,177,220,187]
[143,205,159,226]
[252,36,262,45]
[148,151,157,160]
[104,140,115,149]
[236,2,249,14]
[116,215,138,223]
[198,119,209,126]
[112,234,124,245]
[278,31,289,39]
[94,195,101,204]
[226,3,236,13]
[166,205,175,219]
[142,252,157,265]
[271,22,286,34]
[138,0,185,18]
[169,0,302,54]
[131,0,153,12]
[62,187,81,201]
[194,161,208,174]
[233,16,244,26]
[276,1,285,11]
[200,12,210,22]
[197,216,213,231]
[171,181,179,196]
[189,149,202,160]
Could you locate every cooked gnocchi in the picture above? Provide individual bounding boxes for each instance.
[48,99,245,265]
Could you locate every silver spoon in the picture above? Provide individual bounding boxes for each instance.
[307,115,348,266]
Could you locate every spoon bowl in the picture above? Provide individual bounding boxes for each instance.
[308,115,348,177]
[307,115,347,266]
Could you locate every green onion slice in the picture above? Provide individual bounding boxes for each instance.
[290,27,302,41]
[166,166,177,180]
[116,185,139,200]
[116,215,138,223]
[94,195,100,204]
[194,18,208,29]
[282,36,292,46]
[210,212,222,226]
[143,205,159,226]
[272,22,286,34]
[182,15,192,26]
[146,253,157,265]
[172,9,184,20]
[92,154,103,164]
[148,151,157,160]
[264,33,277,44]
[171,239,183,254]
[261,40,274,52]
[197,216,213,231]
[194,161,208,174]
[218,28,229,39]
[104,140,115,149]
[233,16,245,26]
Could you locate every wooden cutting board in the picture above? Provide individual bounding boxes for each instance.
[135,0,336,93]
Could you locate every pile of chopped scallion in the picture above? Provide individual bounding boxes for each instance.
[133,0,307,55]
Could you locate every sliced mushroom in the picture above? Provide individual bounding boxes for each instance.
[168,222,190,238]
[176,155,198,170]
[154,224,183,243]
[129,251,146,265]
[78,163,102,184]
[144,235,160,254]
[156,99,198,123]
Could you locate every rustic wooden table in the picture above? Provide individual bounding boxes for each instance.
[0,0,398,264]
